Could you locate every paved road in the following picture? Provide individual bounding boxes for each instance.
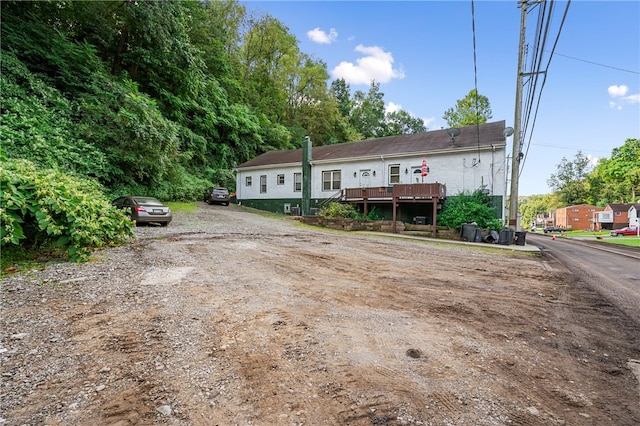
[528,233,640,327]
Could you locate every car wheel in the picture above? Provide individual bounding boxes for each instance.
[161,222,168,227]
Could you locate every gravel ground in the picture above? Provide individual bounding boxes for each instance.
[1,203,639,425]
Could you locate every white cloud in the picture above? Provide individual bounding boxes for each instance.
[385,102,402,114]
[307,27,337,44]
[608,85,628,97]
[586,154,599,168]
[608,85,639,109]
[422,117,435,129]
[331,44,405,85]
[626,93,640,104]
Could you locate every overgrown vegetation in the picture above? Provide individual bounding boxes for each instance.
[319,203,383,221]
[1,159,134,263]
[438,190,503,231]
[1,0,637,264]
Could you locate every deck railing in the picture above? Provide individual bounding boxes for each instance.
[342,183,445,202]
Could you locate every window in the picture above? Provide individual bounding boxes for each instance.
[260,175,267,193]
[322,170,341,191]
[277,174,285,185]
[615,211,622,216]
[389,164,400,184]
[572,217,579,221]
[293,173,302,192]
[573,208,579,212]
[245,176,252,187]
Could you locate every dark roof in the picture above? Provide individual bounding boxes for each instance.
[607,203,640,211]
[237,120,507,169]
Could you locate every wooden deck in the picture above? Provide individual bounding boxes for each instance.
[341,183,446,235]
[342,183,446,203]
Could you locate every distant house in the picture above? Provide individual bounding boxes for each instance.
[554,204,603,231]
[602,203,640,230]
[630,204,640,227]
[235,121,510,225]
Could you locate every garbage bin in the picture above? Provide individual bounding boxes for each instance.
[474,228,484,242]
[461,223,478,242]
[514,231,528,246]
[498,227,514,245]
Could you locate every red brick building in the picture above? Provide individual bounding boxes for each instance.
[554,204,603,231]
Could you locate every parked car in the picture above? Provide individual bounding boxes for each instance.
[610,226,638,237]
[543,226,564,233]
[112,196,172,226]
[203,187,230,206]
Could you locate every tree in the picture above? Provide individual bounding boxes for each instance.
[519,193,562,228]
[443,89,492,128]
[329,78,352,118]
[383,110,426,136]
[547,151,593,206]
[350,81,386,139]
[597,138,640,202]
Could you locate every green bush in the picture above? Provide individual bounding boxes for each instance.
[438,190,502,231]
[1,159,134,262]
[319,202,383,221]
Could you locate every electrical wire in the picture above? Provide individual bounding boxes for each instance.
[549,51,639,75]
[517,0,571,178]
[470,0,482,167]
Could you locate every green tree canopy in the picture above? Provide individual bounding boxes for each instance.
[547,151,593,206]
[442,89,492,128]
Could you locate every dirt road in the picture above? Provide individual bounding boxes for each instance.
[1,204,639,425]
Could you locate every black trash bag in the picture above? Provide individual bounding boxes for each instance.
[484,230,499,243]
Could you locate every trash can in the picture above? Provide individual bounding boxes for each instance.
[498,227,514,245]
[473,228,484,242]
[461,223,478,242]
[514,231,528,246]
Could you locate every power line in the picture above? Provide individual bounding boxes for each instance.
[549,50,639,75]
[470,0,482,165]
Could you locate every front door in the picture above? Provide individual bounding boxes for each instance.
[359,170,371,187]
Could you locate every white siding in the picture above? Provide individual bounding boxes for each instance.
[236,147,507,200]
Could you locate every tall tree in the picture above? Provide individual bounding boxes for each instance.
[443,89,492,127]
[597,138,640,202]
[329,78,352,118]
[350,81,386,139]
[547,151,593,206]
[383,110,426,136]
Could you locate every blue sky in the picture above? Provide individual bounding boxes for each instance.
[243,1,640,196]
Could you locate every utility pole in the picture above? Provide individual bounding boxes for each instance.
[508,1,529,230]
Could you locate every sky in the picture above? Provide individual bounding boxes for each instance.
[243,0,640,196]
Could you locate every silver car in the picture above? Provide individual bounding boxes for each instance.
[112,196,172,226]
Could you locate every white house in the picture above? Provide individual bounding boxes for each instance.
[235,120,510,223]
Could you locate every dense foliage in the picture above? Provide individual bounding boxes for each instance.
[320,203,383,221]
[0,0,427,200]
[438,190,503,231]
[1,159,134,262]
[442,89,493,127]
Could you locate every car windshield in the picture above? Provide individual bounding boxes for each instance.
[133,197,163,206]
[214,188,228,194]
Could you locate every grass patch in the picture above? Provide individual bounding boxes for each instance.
[166,201,199,213]
[598,237,640,247]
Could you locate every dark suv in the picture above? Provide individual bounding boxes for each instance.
[203,187,230,206]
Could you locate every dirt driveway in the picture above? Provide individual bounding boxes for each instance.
[1,204,639,425]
